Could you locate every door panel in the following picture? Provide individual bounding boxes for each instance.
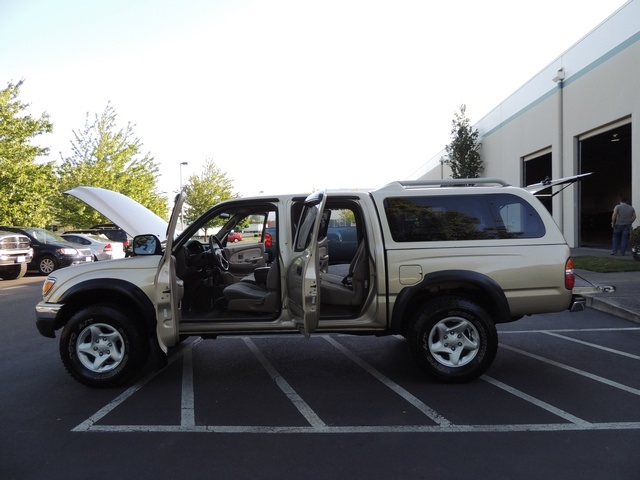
[225,243,266,281]
[286,191,326,336]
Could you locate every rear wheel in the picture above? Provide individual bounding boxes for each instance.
[37,255,57,275]
[408,296,497,383]
[60,305,149,388]
[0,263,27,280]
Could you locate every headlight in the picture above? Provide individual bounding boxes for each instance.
[42,277,56,297]
[59,248,78,255]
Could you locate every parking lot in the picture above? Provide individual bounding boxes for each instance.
[2,275,640,479]
[76,327,640,435]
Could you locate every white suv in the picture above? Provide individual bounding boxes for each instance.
[36,179,594,388]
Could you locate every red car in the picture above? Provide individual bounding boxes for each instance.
[228,231,242,242]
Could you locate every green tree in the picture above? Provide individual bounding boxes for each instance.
[0,80,56,226]
[443,105,483,179]
[56,104,167,227]
[183,158,237,226]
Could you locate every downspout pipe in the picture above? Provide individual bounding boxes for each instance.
[553,68,565,231]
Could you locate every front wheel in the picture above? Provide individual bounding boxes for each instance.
[408,296,497,383]
[59,305,149,388]
[0,262,27,280]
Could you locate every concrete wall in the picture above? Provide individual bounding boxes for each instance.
[416,0,640,246]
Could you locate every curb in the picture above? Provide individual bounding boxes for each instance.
[584,295,640,325]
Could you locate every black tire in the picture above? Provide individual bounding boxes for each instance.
[408,296,498,383]
[59,305,149,388]
[37,255,57,275]
[0,262,27,280]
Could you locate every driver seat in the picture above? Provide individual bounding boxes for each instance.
[223,263,279,313]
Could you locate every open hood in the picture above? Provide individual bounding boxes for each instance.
[64,186,169,240]
[525,172,592,196]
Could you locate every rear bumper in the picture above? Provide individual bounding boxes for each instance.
[569,294,587,312]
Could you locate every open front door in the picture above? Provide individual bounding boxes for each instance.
[286,191,327,337]
[154,192,185,351]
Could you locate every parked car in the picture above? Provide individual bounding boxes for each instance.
[0,226,93,275]
[35,179,608,388]
[326,226,358,264]
[0,230,33,280]
[61,233,125,261]
[65,224,132,256]
[227,230,242,242]
[263,227,277,262]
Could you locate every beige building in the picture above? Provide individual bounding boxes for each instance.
[414,0,639,248]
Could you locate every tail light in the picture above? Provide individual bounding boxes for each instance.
[265,233,273,248]
[565,258,575,290]
[104,243,113,253]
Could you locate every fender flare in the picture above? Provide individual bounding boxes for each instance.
[390,270,511,333]
[57,278,157,336]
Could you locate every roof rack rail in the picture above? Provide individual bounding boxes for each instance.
[378,178,511,192]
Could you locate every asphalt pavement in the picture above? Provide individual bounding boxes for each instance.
[571,247,640,324]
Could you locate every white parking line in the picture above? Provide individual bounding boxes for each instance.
[181,348,195,428]
[80,421,640,434]
[500,327,640,334]
[73,335,640,434]
[0,285,26,291]
[323,335,451,427]
[482,375,591,426]
[73,338,201,432]
[541,331,640,360]
[243,336,326,428]
[500,344,640,396]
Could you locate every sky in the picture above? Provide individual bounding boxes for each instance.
[0,0,630,199]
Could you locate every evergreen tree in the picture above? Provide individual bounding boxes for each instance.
[443,105,483,179]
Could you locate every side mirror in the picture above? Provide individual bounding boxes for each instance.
[132,235,162,256]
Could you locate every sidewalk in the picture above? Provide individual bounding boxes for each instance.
[571,247,640,324]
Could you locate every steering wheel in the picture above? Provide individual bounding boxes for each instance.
[183,239,206,269]
[209,236,229,271]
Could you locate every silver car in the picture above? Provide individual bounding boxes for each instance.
[61,233,125,261]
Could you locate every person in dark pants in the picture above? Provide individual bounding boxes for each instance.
[611,195,636,255]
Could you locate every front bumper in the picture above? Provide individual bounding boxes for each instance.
[0,252,33,265]
[35,302,63,338]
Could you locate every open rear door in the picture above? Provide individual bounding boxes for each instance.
[525,172,592,197]
[286,191,327,337]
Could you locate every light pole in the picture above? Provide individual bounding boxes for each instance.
[179,162,188,229]
[179,161,188,192]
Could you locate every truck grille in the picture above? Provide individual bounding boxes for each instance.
[0,235,30,250]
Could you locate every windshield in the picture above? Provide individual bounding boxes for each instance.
[25,228,67,244]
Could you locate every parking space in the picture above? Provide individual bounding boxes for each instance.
[3,284,640,479]
[73,319,640,435]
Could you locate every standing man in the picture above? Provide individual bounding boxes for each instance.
[611,195,636,255]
